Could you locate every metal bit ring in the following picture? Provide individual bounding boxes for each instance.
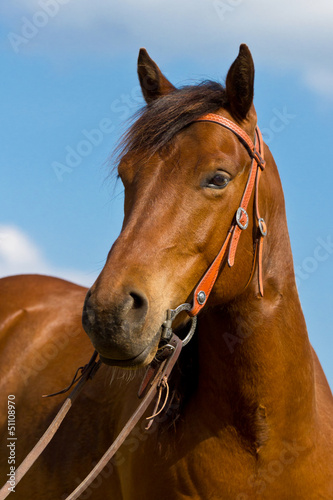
[161,303,197,346]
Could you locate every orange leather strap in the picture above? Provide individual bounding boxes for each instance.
[189,115,266,317]
[194,114,266,169]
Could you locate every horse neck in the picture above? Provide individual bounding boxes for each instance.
[194,149,316,447]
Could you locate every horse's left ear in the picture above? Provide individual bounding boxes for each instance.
[138,48,176,103]
[226,44,255,122]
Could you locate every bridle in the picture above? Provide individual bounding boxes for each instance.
[161,113,267,343]
[0,113,266,500]
[190,113,266,314]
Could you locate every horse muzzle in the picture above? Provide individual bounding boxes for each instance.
[81,287,162,367]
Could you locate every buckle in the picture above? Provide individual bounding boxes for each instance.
[258,217,267,236]
[236,207,249,230]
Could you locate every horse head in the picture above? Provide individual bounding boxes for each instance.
[82,45,279,367]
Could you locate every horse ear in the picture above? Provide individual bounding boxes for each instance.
[138,48,176,103]
[225,44,255,122]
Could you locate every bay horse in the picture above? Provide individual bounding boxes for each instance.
[0,45,332,499]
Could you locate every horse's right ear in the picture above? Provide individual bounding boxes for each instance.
[138,49,176,103]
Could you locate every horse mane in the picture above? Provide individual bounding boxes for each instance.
[117,81,228,161]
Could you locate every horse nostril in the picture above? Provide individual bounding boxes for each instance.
[129,291,146,310]
[124,290,148,326]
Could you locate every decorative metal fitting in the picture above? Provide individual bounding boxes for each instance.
[236,207,249,230]
[197,290,206,305]
[258,217,267,236]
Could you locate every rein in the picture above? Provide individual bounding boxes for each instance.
[0,113,266,500]
[65,334,183,500]
[0,352,101,500]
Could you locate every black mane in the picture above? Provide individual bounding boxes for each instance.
[117,81,227,161]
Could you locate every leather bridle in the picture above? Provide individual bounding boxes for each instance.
[0,114,266,500]
[190,113,267,316]
[161,113,267,342]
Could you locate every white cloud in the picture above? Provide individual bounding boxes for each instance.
[304,68,333,99]
[2,0,333,98]
[0,225,96,287]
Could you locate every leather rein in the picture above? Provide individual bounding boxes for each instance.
[0,113,266,500]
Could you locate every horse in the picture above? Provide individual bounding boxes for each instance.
[0,44,332,500]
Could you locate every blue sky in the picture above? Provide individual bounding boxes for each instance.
[0,0,332,387]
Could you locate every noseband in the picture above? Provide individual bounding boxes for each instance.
[162,113,266,341]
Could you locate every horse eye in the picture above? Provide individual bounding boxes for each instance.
[206,173,230,189]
